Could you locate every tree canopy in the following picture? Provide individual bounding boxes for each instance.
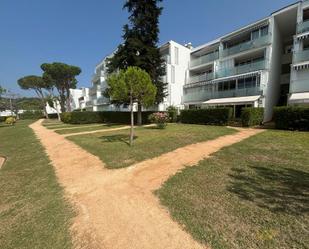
[107,0,166,105]
[41,62,81,112]
[107,67,157,145]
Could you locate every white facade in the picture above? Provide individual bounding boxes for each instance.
[84,0,309,121]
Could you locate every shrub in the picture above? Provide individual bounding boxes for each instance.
[0,116,6,122]
[241,107,264,127]
[48,113,59,119]
[60,111,157,124]
[166,106,178,123]
[5,117,16,125]
[149,112,169,129]
[180,108,232,125]
[273,106,309,131]
[19,110,44,120]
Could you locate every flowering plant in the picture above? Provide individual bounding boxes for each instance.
[149,112,169,129]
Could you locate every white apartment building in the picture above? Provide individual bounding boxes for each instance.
[85,41,190,112]
[84,0,309,121]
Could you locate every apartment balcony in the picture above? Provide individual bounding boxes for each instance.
[297,20,309,34]
[184,86,262,103]
[293,50,309,64]
[93,97,109,106]
[85,100,93,107]
[190,52,219,68]
[221,34,271,57]
[216,60,268,79]
[189,73,214,84]
[162,54,171,64]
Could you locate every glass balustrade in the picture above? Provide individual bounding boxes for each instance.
[293,50,309,63]
[190,52,219,68]
[184,86,262,103]
[216,60,268,78]
[221,34,271,57]
[189,73,214,84]
[297,20,309,34]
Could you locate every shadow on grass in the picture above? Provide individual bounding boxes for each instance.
[227,166,309,215]
[99,134,138,146]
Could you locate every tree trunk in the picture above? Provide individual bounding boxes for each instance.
[36,89,48,119]
[130,95,134,146]
[137,102,142,126]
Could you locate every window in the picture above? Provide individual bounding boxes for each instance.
[171,66,175,84]
[230,80,236,90]
[260,26,269,37]
[174,47,179,65]
[238,79,245,89]
[281,64,291,74]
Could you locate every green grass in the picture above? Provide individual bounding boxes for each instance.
[68,124,236,169]
[0,121,74,249]
[55,124,124,135]
[157,130,309,249]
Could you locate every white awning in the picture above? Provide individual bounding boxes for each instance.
[289,92,309,103]
[203,95,261,105]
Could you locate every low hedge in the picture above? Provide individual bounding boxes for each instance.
[180,108,232,125]
[241,107,264,127]
[273,106,309,131]
[0,116,6,122]
[48,113,59,119]
[19,111,44,120]
[60,111,156,124]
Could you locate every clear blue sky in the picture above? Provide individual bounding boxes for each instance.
[0,0,295,97]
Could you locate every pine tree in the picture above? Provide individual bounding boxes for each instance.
[107,0,166,125]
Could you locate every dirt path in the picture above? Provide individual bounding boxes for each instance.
[52,124,109,131]
[30,120,263,249]
[0,156,5,169]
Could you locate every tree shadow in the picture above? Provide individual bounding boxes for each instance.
[99,134,138,146]
[227,166,309,215]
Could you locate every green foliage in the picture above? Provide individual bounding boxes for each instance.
[60,111,156,125]
[107,67,157,107]
[106,0,166,104]
[180,108,233,125]
[166,106,178,123]
[48,113,60,119]
[0,85,6,96]
[241,107,264,127]
[41,62,81,112]
[149,112,169,129]
[19,110,44,120]
[274,106,309,131]
[5,117,16,125]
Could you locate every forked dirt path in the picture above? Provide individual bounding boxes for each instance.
[30,120,263,249]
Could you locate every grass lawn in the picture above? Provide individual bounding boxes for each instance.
[68,124,236,169]
[0,120,74,249]
[157,130,309,249]
[55,124,124,135]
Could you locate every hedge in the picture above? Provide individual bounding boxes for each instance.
[19,111,45,120]
[180,108,232,125]
[60,111,157,124]
[241,107,264,127]
[48,113,59,119]
[0,116,6,122]
[273,106,309,131]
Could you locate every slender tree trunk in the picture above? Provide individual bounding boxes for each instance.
[137,102,142,126]
[130,95,134,146]
[36,89,48,119]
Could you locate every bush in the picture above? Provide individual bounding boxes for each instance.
[60,111,157,125]
[149,112,169,129]
[48,113,59,119]
[180,108,232,125]
[19,110,44,120]
[5,117,16,125]
[0,116,6,122]
[166,106,178,123]
[241,107,264,127]
[273,107,309,131]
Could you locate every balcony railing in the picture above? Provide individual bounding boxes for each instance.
[184,86,262,103]
[162,54,171,64]
[221,34,271,57]
[190,52,219,68]
[297,20,309,34]
[189,73,214,84]
[216,60,268,78]
[293,50,309,63]
[85,100,93,106]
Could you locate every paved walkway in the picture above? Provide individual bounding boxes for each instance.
[30,120,263,249]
